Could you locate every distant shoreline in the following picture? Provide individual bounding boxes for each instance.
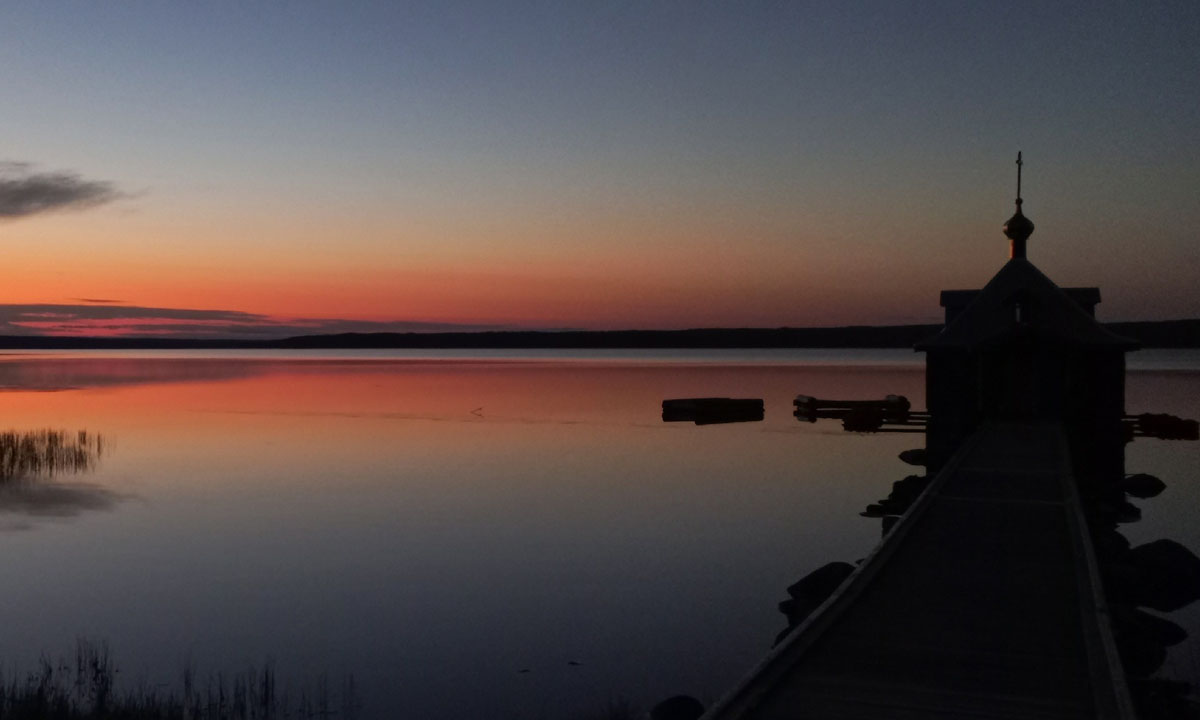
[0,319,1198,350]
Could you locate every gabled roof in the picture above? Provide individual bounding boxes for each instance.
[916,258,1138,351]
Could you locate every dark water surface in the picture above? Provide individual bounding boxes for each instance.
[0,349,1196,718]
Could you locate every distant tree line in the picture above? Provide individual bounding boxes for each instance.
[0,319,1197,349]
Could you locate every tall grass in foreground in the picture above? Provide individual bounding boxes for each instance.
[0,640,359,719]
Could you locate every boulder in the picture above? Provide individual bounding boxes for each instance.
[1120,473,1166,499]
[787,562,855,601]
[1114,500,1142,524]
[1127,539,1200,612]
[1091,529,1131,559]
[892,475,928,498]
[1102,561,1142,604]
[781,562,855,626]
[1116,626,1168,676]
[1129,608,1188,647]
[1126,677,1197,720]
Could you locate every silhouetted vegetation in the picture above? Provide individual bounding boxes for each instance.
[0,429,103,482]
[0,429,121,521]
[0,317,1197,349]
[269,327,944,349]
[0,640,359,720]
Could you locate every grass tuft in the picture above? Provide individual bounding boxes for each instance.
[0,639,359,719]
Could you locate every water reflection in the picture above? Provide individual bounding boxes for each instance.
[0,356,270,391]
[0,429,119,524]
[0,352,1193,719]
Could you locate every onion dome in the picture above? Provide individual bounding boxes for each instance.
[1004,153,1034,259]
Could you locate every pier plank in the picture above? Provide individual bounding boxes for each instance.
[704,423,1131,720]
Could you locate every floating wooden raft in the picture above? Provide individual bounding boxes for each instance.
[662,398,764,425]
[794,394,928,432]
[1124,412,1199,440]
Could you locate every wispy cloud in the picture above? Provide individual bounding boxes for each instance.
[0,304,508,339]
[0,161,122,219]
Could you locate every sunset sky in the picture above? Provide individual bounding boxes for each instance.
[2,2,1198,337]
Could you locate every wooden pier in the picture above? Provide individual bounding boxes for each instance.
[702,422,1134,720]
[683,160,1200,720]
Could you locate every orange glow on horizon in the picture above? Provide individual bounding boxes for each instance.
[0,245,933,332]
[0,196,943,332]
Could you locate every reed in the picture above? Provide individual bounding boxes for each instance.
[0,429,103,483]
[0,640,359,720]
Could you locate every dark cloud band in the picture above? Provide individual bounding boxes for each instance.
[0,162,121,218]
[0,304,504,339]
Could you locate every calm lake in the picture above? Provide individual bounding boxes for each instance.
[1,349,1197,718]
